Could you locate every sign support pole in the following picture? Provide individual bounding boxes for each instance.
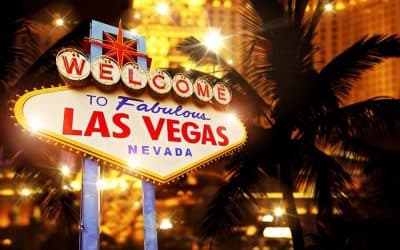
[142,181,159,250]
[80,158,100,250]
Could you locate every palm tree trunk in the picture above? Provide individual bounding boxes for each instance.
[281,166,305,250]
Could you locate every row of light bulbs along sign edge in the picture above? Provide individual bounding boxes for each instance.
[56,48,232,105]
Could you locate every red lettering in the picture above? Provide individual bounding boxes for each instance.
[167,119,181,142]
[112,113,131,138]
[62,56,86,75]
[62,107,82,135]
[216,126,229,146]
[182,122,200,143]
[197,83,210,98]
[84,111,110,137]
[143,116,165,140]
[201,124,217,145]
[152,74,165,90]
[128,68,141,85]
[217,86,227,101]
[176,80,190,94]
[99,63,113,80]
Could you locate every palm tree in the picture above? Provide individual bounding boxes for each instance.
[177,0,400,249]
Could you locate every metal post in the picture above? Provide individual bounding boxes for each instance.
[80,158,100,250]
[142,181,158,250]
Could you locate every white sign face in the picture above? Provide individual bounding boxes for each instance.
[14,86,246,183]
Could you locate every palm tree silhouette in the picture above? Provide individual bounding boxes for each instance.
[178,1,400,249]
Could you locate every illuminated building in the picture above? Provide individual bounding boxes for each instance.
[205,0,245,72]
[131,0,245,74]
[314,0,400,104]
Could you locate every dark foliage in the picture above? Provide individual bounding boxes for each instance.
[177,0,400,249]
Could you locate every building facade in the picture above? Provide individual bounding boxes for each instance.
[314,0,400,104]
[131,0,245,74]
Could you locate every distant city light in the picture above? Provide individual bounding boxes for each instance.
[133,200,141,208]
[20,188,32,197]
[156,2,169,16]
[160,218,173,230]
[324,3,334,12]
[97,179,108,190]
[1,238,12,246]
[61,165,70,176]
[119,179,128,191]
[261,214,274,222]
[245,225,258,236]
[263,227,292,238]
[274,207,284,217]
[203,28,224,53]
[134,13,141,20]
[55,18,64,27]
[70,181,80,191]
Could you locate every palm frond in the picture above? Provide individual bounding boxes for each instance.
[0,19,44,91]
[201,156,264,245]
[316,98,400,156]
[14,21,89,90]
[202,125,277,244]
[247,0,286,26]
[319,35,400,102]
[13,160,79,232]
[176,36,218,65]
[294,0,308,26]
[177,37,272,122]
[304,0,325,43]
[294,141,351,217]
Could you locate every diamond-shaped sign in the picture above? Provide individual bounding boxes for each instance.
[13,85,246,183]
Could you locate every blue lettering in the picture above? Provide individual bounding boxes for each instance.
[142,146,149,155]
[117,95,211,121]
[128,145,138,154]
[173,105,183,116]
[175,148,182,156]
[137,103,150,112]
[200,113,210,121]
[185,149,192,157]
[149,102,161,113]
[153,146,161,155]
[164,147,172,156]
[116,96,143,111]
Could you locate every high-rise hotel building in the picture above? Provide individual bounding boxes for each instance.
[131,0,244,74]
[131,0,400,104]
[314,0,400,104]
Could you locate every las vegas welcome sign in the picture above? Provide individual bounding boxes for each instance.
[13,20,247,183]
